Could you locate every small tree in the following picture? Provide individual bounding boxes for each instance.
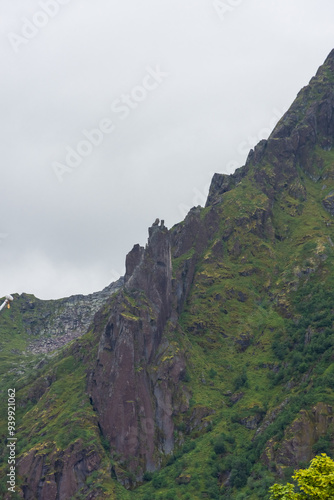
[269,453,334,499]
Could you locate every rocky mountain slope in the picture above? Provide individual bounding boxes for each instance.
[17,279,124,354]
[1,49,334,499]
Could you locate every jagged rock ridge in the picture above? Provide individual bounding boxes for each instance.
[89,220,187,480]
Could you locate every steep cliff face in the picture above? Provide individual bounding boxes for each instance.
[88,221,187,480]
[171,206,221,313]
[18,440,101,500]
[87,211,228,480]
[263,403,334,475]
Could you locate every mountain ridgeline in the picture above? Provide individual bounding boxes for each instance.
[1,50,334,499]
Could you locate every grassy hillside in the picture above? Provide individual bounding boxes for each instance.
[1,159,334,499]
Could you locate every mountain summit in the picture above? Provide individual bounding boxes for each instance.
[1,50,334,499]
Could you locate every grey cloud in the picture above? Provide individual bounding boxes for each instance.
[1,0,333,298]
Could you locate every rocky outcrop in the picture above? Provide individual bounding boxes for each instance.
[88,221,187,480]
[171,205,221,313]
[17,440,101,500]
[87,210,226,482]
[8,279,124,354]
[206,49,334,206]
[262,403,334,475]
[323,190,334,215]
[205,167,247,207]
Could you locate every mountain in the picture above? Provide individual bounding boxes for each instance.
[1,49,334,499]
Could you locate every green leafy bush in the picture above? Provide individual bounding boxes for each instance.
[213,435,226,455]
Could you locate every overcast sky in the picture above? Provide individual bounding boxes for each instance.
[1,0,333,300]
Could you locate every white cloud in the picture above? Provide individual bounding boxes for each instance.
[0,0,333,299]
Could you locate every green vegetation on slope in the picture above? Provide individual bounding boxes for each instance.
[2,165,334,499]
[2,56,334,496]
